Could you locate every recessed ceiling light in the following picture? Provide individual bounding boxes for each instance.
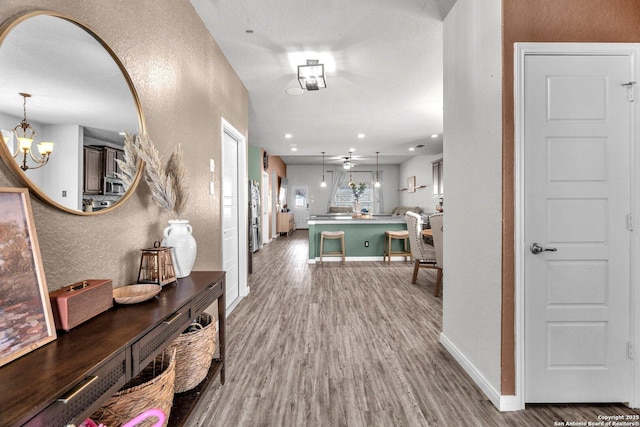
[285,133,292,139]
[409,147,415,151]
[349,148,356,152]
[289,144,297,151]
[431,134,438,138]
[357,133,365,139]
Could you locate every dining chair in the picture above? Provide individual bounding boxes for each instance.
[406,211,443,296]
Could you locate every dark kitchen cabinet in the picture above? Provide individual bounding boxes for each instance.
[103,147,124,178]
[83,146,125,194]
[83,146,103,194]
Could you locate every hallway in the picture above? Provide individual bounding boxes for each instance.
[189,231,639,426]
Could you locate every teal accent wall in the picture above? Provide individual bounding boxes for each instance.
[248,146,262,182]
[309,221,408,260]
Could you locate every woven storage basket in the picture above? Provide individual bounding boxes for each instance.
[92,349,176,427]
[169,312,217,393]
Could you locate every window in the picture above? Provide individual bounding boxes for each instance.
[333,172,375,212]
[432,159,443,196]
[294,188,307,207]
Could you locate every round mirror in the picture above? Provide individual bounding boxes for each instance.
[0,11,144,215]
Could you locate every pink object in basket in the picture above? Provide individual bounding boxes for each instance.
[121,408,166,427]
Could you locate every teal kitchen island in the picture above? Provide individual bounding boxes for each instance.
[308,215,409,262]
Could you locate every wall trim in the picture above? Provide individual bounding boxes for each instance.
[221,118,250,304]
[440,333,521,411]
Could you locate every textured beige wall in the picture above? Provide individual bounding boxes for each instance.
[0,1,248,290]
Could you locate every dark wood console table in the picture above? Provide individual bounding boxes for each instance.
[0,271,226,427]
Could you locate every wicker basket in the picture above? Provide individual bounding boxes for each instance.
[169,312,217,393]
[92,349,176,427]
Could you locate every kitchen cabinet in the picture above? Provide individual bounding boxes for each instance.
[83,146,125,195]
[83,146,103,194]
[0,271,226,427]
[103,147,124,178]
[103,146,118,178]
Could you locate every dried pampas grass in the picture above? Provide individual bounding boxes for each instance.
[115,132,140,191]
[166,144,187,218]
[134,134,188,218]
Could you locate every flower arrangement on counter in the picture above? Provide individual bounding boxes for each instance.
[349,181,366,202]
[118,133,188,219]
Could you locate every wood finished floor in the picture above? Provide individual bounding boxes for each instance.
[189,230,639,426]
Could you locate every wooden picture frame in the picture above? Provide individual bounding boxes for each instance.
[0,187,56,367]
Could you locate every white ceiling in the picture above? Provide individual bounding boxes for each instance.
[0,15,139,146]
[191,0,456,166]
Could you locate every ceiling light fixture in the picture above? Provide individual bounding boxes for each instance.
[321,152,326,188]
[11,93,54,171]
[298,59,326,91]
[431,134,438,138]
[357,133,365,139]
[289,144,297,151]
[285,133,292,139]
[375,151,381,188]
[409,147,415,151]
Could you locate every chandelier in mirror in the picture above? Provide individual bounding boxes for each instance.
[11,93,54,171]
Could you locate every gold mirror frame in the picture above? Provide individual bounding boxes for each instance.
[0,11,144,216]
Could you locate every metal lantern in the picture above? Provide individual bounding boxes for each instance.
[137,241,177,286]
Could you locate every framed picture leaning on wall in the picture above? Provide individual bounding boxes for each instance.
[0,187,56,368]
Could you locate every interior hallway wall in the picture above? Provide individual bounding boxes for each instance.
[442,0,503,405]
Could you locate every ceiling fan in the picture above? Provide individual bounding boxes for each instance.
[329,152,361,169]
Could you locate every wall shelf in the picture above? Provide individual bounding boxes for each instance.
[398,185,428,192]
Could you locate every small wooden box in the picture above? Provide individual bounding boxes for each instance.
[49,279,113,331]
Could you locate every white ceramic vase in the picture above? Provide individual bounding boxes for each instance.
[161,219,197,278]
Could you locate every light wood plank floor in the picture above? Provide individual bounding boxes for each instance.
[189,230,639,426]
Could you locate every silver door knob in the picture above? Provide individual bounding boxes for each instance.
[530,243,557,254]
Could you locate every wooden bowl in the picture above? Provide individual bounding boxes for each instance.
[113,284,162,304]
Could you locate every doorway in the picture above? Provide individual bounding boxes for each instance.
[221,118,248,313]
[292,186,309,229]
[516,44,639,407]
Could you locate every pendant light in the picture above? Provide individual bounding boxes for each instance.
[320,152,327,187]
[375,151,381,187]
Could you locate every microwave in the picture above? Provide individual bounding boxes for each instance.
[104,177,125,195]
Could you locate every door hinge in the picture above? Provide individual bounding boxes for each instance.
[628,214,635,231]
[622,81,636,102]
[628,342,634,359]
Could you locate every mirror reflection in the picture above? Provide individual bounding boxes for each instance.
[0,13,142,213]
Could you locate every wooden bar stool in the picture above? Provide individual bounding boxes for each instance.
[319,230,346,264]
[383,230,411,264]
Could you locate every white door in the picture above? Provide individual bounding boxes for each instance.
[292,186,308,229]
[524,53,632,402]
[222,130,240,308]
[262,170,270,246]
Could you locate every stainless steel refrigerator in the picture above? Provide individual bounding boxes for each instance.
[249,180,261,253]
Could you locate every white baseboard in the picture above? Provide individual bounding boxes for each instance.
[439,332,523,412]
[309,256,409,263]
[226,294,243,315]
